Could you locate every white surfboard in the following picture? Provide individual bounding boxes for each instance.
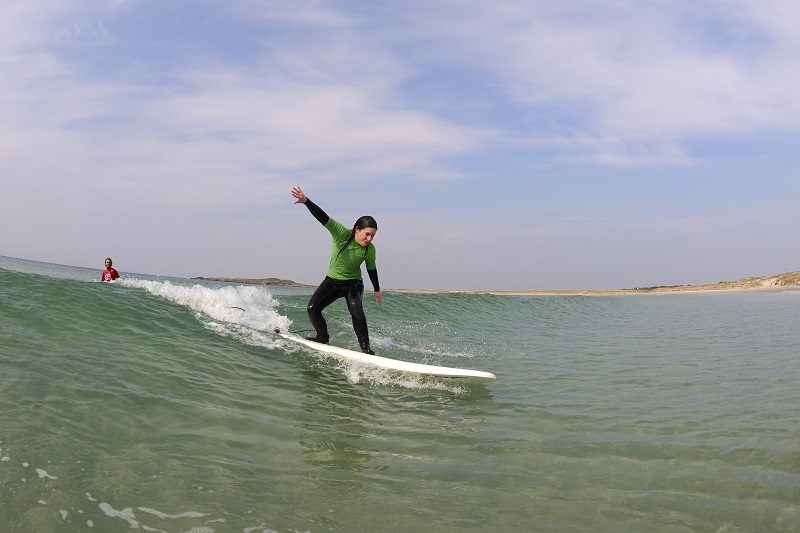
[278,332,496,381]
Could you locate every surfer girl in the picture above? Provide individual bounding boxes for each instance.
[101,257,120,282]
[292,186,381,355]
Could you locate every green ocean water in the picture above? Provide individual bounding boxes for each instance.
[1,255,799,532]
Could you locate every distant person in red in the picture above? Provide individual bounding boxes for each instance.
[101,257,120,282]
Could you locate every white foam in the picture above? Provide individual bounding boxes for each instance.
[121,279,291,335]
[331,357,470,393]
[98,503,139,528]
[244,526,279,533]
[137,507,208,520]
[36,468,57,480]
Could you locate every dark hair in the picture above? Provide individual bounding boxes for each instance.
[337,216,377,257]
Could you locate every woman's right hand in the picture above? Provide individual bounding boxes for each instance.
[291,186,307,204]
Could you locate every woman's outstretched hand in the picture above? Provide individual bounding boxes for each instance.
[291,186,307,204]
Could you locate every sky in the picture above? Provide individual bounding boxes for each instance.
[1,0,799,290]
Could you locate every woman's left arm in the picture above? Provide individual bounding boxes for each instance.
[367,268,381,303]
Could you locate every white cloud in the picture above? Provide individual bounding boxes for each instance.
[0,0,130,49]
[55,19,111,44]
[0,3,488,213]
[225,0,358,28]
[384,0,800,165]
[150,65,480,177]
[4,0,800,175]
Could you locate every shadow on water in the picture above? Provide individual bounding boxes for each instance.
[288,361,498,532]
[297,366,374,476]
[294,364,496,471]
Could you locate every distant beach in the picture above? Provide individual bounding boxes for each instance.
[480,270,800,296]
[193,276,315,288]
[198,271,800,296]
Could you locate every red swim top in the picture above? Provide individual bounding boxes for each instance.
[101,268,120,282]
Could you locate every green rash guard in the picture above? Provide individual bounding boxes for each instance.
[324,218,377,281]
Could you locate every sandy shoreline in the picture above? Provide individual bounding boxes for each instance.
[473,286,800,296]
[193,276,315,288]
[388,287,800,296]
[390,271,800,296]
[197,271,800,296]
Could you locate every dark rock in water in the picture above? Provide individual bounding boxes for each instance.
[192,276,313,287]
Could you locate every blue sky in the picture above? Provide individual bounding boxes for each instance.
[1,0,798,290]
